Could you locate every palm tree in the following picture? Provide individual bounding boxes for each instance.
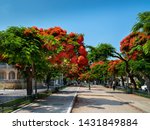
[132,11,150,34]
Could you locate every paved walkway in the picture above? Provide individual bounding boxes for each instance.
[72,85,150,113]
[10,85,150,113]
[13,86,78,113]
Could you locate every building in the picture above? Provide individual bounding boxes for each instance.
[0,63,18,80]
[0,63,25,89]
[0,63,64,89]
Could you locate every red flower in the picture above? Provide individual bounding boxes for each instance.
[108,60,122,73]
[24,29,32,35]
[69,32,76,37]
[71,56,78,64]
[77,35,84,44]
[32,26,38,30]
[78,45,87,57]
[58,52,69,59]
[90,61,104,68]
[40,28,44,32]
[66,44,74,51]
[50,26,67,36]
[77,56,88,66]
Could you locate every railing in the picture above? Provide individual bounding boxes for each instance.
[0,64,14,69]
[0,65,7,68]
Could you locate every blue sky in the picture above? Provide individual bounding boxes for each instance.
[0,0,150,51]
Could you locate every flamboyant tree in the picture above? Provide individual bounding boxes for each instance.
[45,29,88,80]
[120,30,150,91]
[0,26,88,95]
[119,11,150,92]
[87,43,138,88]
[79,70,96,90]
[107,59,126,87]
[91,61,109,84]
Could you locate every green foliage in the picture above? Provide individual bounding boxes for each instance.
[116,61,126,76]
[91,62,110,81]
[0,26,41,65]
[87,43,115,62]
[130,59,150,75]
[132,11,150,34]
[143,40,150,56]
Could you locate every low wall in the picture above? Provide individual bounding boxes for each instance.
[0,80,44,89]
[0,80,26,89]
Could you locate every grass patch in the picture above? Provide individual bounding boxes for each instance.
[116,87,150,98]
[133,91,150,98]
[0,97,33,113]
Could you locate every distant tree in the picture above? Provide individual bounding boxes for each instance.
[87,43,115,62]
[90,61,109,85]
[87,43,137,89]
[107,60,124,87]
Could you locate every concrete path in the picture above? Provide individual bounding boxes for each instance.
[13,86,78,113]
[72,85,150,113]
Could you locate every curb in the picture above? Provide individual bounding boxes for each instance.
[67,87,79,113]
[12,102,34,113]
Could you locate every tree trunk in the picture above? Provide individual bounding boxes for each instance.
[128,73,137,89]
[34,79,37,97]
[88,80,91,90]
[26,67,33,96]
[46,74,51,91]
[125,61,137,89]
[121,76,125,87]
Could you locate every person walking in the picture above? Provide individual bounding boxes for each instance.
[112,81,116,91]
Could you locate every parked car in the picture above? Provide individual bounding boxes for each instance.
[141,84,148,92]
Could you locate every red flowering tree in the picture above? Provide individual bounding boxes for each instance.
[120,32,150,60]
[0,26,88,95]
[79,71,96,90]
[120,31,150,89]
[107,59,125,87]
[108,60,123,74]
[24,26,88,81]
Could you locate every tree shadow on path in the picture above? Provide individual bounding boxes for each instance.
[73,96,132,110]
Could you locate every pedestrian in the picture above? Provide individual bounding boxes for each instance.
[112,81,116,91]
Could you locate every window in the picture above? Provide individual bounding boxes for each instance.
[0,71,6,79]
[9,71,15,80]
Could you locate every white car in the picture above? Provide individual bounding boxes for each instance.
[141,85,148,91]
